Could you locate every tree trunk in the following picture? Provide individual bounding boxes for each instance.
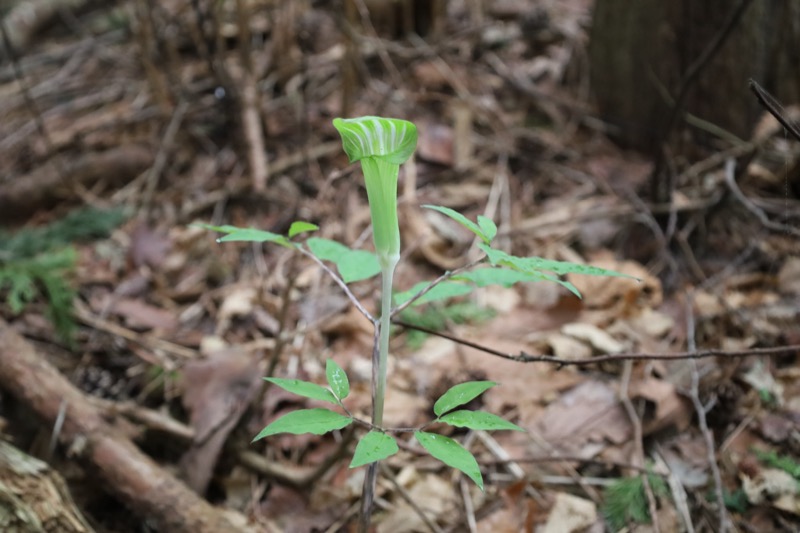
[589,0,800,153]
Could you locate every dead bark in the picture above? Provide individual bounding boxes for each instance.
[0,319,256,533]
[0,440,94,532]
[0,144,153,222]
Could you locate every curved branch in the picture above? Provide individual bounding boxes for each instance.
[392,319,800,366]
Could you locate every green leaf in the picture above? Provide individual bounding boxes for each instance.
[477,216,497,243]
[393,280,475,307]
[453,267,551,288]
[288,221,319,238]
[336,249,382,283]
[439,410,525,432]
[326,359,350,400]
[264,378,339,406]
[218,228,290,246]
[350,430,399,468]
[253,408,352,440]
[306,237,381,282]
[333,116,418,165]
[433,381,497,417]
[480,244,638,280]
[199,224,292,247]
[306,236,349,262]
[423,205,490,244]
[415,431,484,490]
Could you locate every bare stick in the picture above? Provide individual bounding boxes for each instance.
[685,295,729,533]
[392,319,800,365]
[749,79,800,142]
[619,360,660,532]
[296,246,375,322]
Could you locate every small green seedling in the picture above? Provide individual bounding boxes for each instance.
[203,115,638,529]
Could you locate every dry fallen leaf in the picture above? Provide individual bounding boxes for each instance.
[179,348,261,494]
[111,297,178,331]
[537,380,631,455]
[561,322,625,354]
[542,492,597,533]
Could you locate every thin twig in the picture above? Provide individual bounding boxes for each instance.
[391,258,484,317]
[379,463,445,533]
[141,99,188,213]
[350,0,403,89]
[749,79,800,142]
[391,319,800,365]
[724,158,800,237]
[655,450,695,533]
[459,477,478,533]
[296,246,375,322]
[685,293,729,533]
[619,360,660,532]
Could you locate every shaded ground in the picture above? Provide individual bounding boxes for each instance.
[1,1,799,532]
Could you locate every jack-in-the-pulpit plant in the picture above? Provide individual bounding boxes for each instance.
[202,115,637,530]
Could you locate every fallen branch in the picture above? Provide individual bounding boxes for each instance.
[0,319,254,533]
[392,319,800,366]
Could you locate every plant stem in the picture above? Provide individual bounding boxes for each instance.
[373,257,397,427]
[359,255,397,533]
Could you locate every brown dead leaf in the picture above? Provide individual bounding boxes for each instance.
[778,256,800,295]
[377,473,456,533]
[110,297,178,331]
[629,378,692,434]
[542,492,598,533]
[758,412,799,443]
[417,123,454,166]
[179,348,261,494]
[260,485,338,533]
[567,255,661,319]
[561,322,625,354]
[658,434,710,489]
[537,380,631,455]
[130,222,172,269]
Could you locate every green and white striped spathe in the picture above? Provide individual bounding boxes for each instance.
[333,116,418,263]
[333,116,417,165]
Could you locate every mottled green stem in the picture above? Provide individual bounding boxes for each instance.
[373,256,397,427]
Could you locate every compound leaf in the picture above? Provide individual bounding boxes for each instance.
[480,244,638,280]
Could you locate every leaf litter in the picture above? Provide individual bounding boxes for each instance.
[0,0,798,531]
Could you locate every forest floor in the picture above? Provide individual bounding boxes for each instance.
[1,0,800,532]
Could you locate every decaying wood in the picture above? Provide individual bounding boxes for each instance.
[0,440,94,532]
[0,144,153,221]
[0,319,255,533]
[0,0,89,53]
